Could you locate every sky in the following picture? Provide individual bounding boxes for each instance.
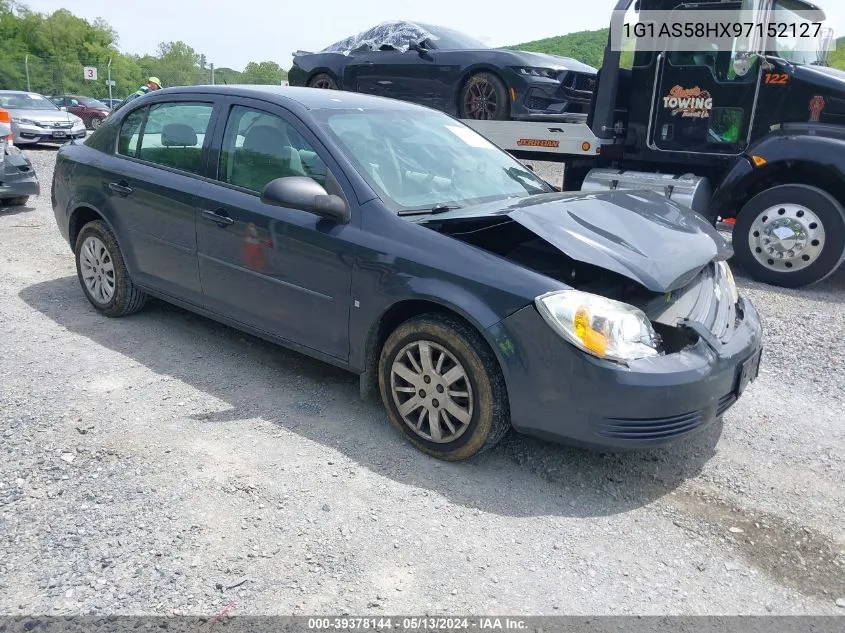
[19,0,845,72]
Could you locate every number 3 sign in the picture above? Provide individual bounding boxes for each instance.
[83,66,98,81]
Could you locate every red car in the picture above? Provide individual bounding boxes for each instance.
[50,95,111,130]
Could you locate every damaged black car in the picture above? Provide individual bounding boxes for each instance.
[50,86,762,461]
[288,20,597,120]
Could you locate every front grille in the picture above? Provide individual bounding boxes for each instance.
[596,411,705,440]
[52,123,72,129]
[574,74,597,92]
[716,393,737,417]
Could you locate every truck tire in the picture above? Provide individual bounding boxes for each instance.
[378,313,510,461]
[733,184,845,288]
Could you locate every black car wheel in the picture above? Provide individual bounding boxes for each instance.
[90,116,103,130]
[733,184,845,288]
[308,73,338,90]
[74,220,147,317]
[378,313,510,461]
[2,196,29,207]
[459,72,509,120]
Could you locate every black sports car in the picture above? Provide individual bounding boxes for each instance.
[288,20,598,121]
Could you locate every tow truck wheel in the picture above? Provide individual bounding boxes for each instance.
[733,184,845,288]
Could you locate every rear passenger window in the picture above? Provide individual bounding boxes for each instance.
[217,105,328,193]
[117,108,146,157]
[135,102,214,175]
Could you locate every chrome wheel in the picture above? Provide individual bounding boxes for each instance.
[748,203,826,273]
[464,80,500,120]
[79,236,115,304]
[90,117,102,130]
[389,340,474,444]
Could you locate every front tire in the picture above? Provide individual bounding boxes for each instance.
[733,184,845,287]
[459,72,510,120]
[308,73,338,90]
[74,220,147,317]
[90,116,102,130]
[378,314,510,461]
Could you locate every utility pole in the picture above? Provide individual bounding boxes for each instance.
[210,63,215,85]
[25,55,31,92]
[107,57,113,102]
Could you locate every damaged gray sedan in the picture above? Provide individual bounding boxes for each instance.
[51,86,762,461]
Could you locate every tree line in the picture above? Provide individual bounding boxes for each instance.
[0,0,287,99]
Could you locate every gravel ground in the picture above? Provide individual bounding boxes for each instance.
[1,148,844,617]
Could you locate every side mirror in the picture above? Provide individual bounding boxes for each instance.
[261,176,350,224]
[408,40,427,56]
[732,52,753,77]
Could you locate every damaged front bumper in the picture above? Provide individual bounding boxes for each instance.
[488,296,763,449]
[1,145,40,201]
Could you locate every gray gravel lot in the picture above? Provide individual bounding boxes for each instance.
[1,147,844,616]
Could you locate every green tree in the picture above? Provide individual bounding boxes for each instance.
[241,61,288,85]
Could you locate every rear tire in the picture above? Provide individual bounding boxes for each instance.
[732,184,845,287]
[459,72,510,120]
[378,314,510,461]
[308,73,338,90]
[90,116,102,130]
[2,196,29,207]
[74,220,147,317]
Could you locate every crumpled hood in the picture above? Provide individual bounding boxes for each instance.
[420,190,732,293]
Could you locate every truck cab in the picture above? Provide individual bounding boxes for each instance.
[582,0,845,287]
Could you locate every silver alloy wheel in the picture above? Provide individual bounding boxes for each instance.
[311,77,335,89]
[79,236,116,304]
[748,203,826,272]
[389,340,474,444]
[91,117,101,130]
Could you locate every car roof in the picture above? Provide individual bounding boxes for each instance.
[152,85,428,112]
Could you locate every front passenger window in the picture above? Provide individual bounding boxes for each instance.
[218,105,328,194]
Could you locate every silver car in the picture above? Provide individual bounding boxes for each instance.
[0,91,86,145]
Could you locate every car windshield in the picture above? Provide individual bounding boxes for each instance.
[82,98,108,109]
[313,108,553,213]
[421,23,488,50]
[0,93,60,110]
[772,0,830,65]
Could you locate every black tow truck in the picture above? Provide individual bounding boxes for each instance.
[462,0,845,288]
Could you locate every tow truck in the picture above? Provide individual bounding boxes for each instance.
[461,0,845,288]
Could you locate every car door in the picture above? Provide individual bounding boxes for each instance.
[194,98,355,360]
[347,49,443,108]
[100,98,218,305]
[66,97,86,121]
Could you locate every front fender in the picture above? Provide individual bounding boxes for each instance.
[710,126,845,221]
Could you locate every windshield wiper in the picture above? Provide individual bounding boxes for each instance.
[398,204,462,216]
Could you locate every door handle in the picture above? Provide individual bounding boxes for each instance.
[201,208,234,227]
[108,181,133,196]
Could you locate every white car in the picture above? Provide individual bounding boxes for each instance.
[0,91,86,145]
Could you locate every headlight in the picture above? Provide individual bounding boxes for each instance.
[511,66,558,79]
[16,117,39,126]
[716,260,739,304]
[535,289,661,362]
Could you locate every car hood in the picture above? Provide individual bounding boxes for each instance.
[9,108,78,124]
[418,190,731,293]
[500,50,598,74]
